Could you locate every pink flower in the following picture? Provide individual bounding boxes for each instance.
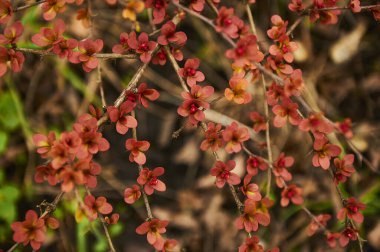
[349,0,361,13]
[200,122,224,151]
[326,232,340,248]
[225,77,252,104]
[267,15,288,41]
[267,82,284,106]
[128,32,157,63]
[226,35,264,68]
[280,184,303,207]
[137,167,166,195]
[178,58,205,87]
[339,227,358,247]
[273,152,294,187]
[298,112,334,137]
[337,197,365,223]
[69,39,103,72]
[157,21,187,46]
[52,38,78,58]
[41,0,67,21]
[136,82,160,108]
[240,178,262,201]
[0,21,23,45]
[84,195,113,221]
[210,160,241,188]
[0,0,13,24]
[125,138,150,164]
[177,85,214,125]
[284,69,304,97]
[33,132,56,158]
[124,184,141,204]
[307,214,331,236]
[112,32,130,54]
[222,122,249,153]
[272,98,301,127]
[0,47,25,77]
[246,156,268,176]
[269,36,298,63]
[214,7,240,38]
[144,0,168,24]
[310,0,341,25]
[335,118,353,139]
[136,219,169,250]
[31,19,65,48]
[333,154,355,184]
[107,101,138,134]
[11,210,46,251]
[235,199,269,232]
[249,112,267,133]
[288,0,305,12]
[189,0,205,12]
[238,236,264,252]
[312,137,341,169]
[162,239,178,252]
[34,163,58,185]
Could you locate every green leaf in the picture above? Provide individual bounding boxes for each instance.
[0,131,7,154]
[2,185,20,201]
[0,92,20,130]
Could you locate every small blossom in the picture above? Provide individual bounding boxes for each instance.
[235,199,269,232]
[222,122,250,153]
[84,195,113,221]
[178,58,205,87]
[33,132,56,157]
[339,227,358,247]
[137,167,166,195]
[214,7,240,38]
[333,154,355,184]
[0,21,23,45]
[41,0,67,21]
[310,0,341,25]
[0,0,13,24]
[240,178,261,201]
[157,21,187,46]
[11,210,46,251]
[136,82,160,108]
[128,32,157,63]
[267,82,284,106]
[122,0,145,21]
[337,197,365,223]
[266,55,293,76]
[144,0,168,24]
[246,156,267,176]
[34,163,58,185]
[31,19,65,48]
[280,184,303,207]
[249,112,267,133]
[225,77,252,104]
[326,232,340,248]
[59,164,85,192]
[284,69,304,97]
[272,98,301,127]
[226,34,264,68]
[125,138,150,164]
[335,118,353,139]
[210,160,241,188]
[273,152,294,187]
[238,236,264,252]
[349,0,361,13]
[0,47,25,77]
[124,184,142,204]
[200,122,224,151]
[69,39,103,72]
[162,239,178,252]
[136,219,169,250]
[288,0,305,12]
[267,15,288,41]
[312,137,341,169]
[112,32,130,54]
[107,101,138,134]
[307,214,331,236]
[269,36,298,63]
[299,112,334,137]
[104,213,119,225]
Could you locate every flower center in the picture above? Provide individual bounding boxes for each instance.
[186,68,196,76]
[149,176,158,186]
[155,0,164,9]
[139,42,149,51]
[220,170,230,179]
[286,189,296,198]
[223,18,232,26]
[189,103,199,114]
[348,205,358,213]
[236,46,245,56]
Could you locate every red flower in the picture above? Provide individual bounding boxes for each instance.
[269,36,298,63]
[288,0,305,12]
[107,101,138,134]
[124,184,142,204]
[335,118,353,139]
[333,154,355,184]
[310,0,341,25]
[152,47,167,65]
[128,32,157,63]
[136,219,169,250]
[222,122,250,153]
[77,160,101,188]
[137,167,166,195]
[53,38,78,58]
[272,98,301,127]
[33,132,56,158]
[200,122,224,151]
[337,197,365,223]
[235,199,269,232]
[58,163,85,192]
[0,47,25,77]
[112,32,130,54]
[178,58,205,87]
[350,0,361,13]
[104,213,119,225]
[240,177,262,201]
[238,236,264,252]
[157,21,187,46]
[298,112,334,137]
[267,82,284,106]
[125,138,150,164]
[249,112,267,133]
[326,232,340,248]
[144,0,168,24]
[11,210,46,251]
[32,19,65,48]
[0,0,12,24]
[136,82,160,108]
[284,69,304,97]
[339,227,358,247]
[210,160,241,188]
[307,214,331,236]
[0,21,23,45]
[246,156,267,176]
[84,195,113,221]
[280,184,303,207]
[177,84,214,125]
[49,141,71,169]
[34,163,58,185]
[273,152,294,187]
[214,7,240,38]
[226,34,264,68]
[41,0,67,21]
[162,239,178,252]
[266,55,293,76]
[69,39,103,72]
[225,77,252,104]
[312,137,341,169]
[267,15,287,41]
[189,0,205,12]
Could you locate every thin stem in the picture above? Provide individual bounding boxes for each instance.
[206,0,219,15]
[163,45,189,92]
[131,111,154,220]
[97,64,107,108]
[308,4,380,12]
[13,0,46,12]
[6,243,18,252]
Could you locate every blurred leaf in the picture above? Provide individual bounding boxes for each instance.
[0,131,7,154]
[0,92,20,130]
[109,222,123,236]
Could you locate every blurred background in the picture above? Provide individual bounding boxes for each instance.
[1,0,380,251]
